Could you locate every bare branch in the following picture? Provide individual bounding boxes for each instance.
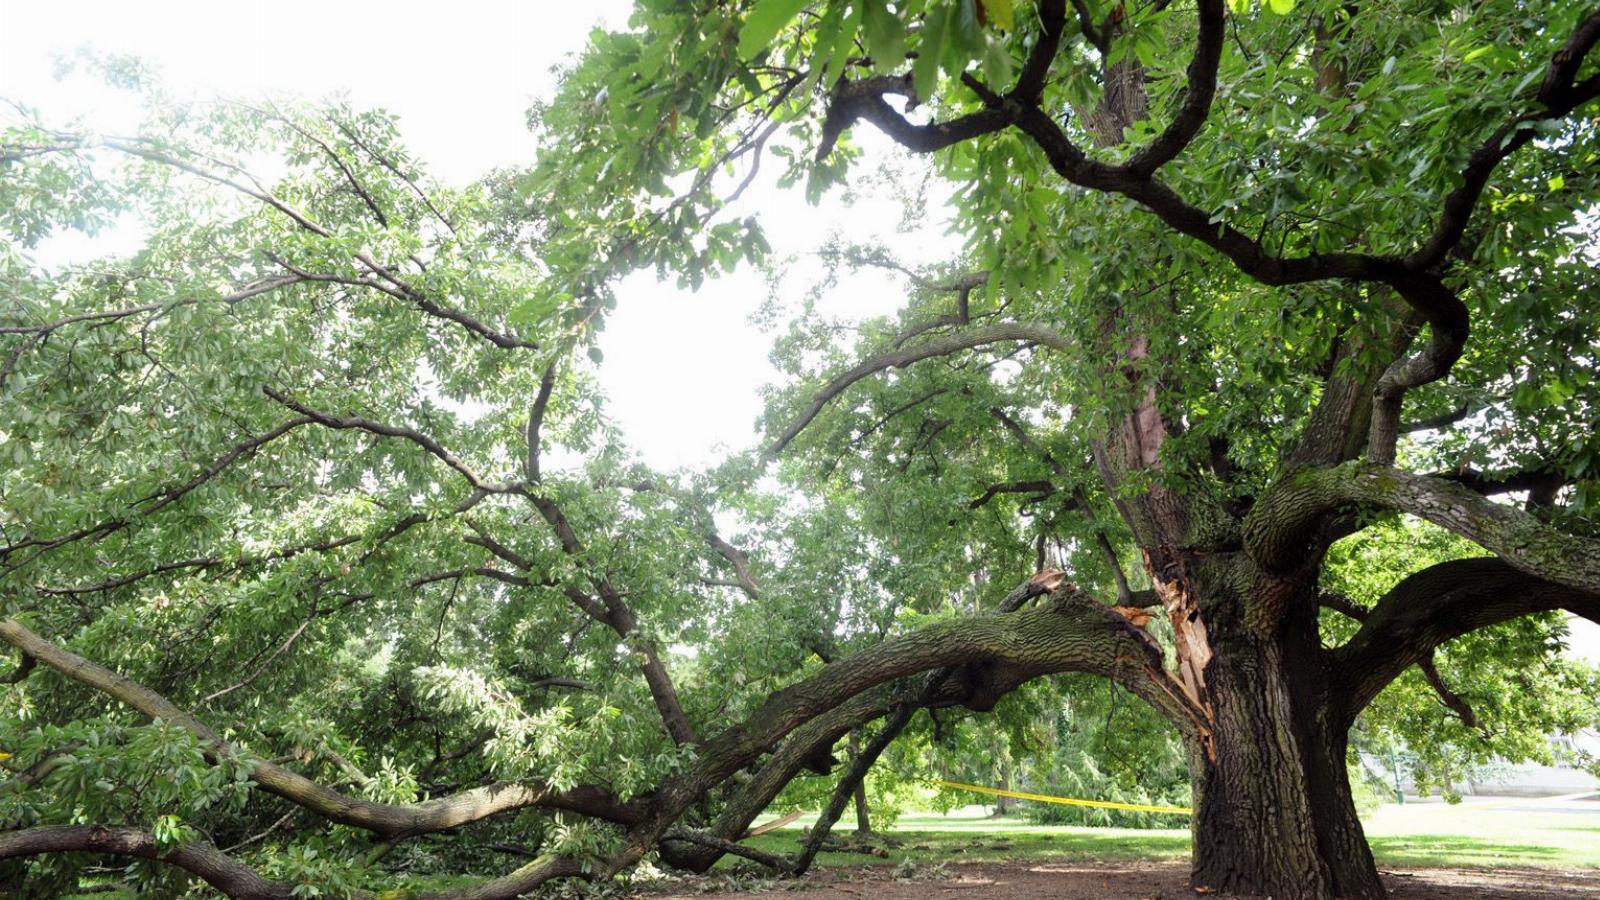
[329,115,459,237]
[969,480,1058,509]
[794,704,914,873]
[1418,653,1480,731]
[1318,590,1370,622]
[516,488,700,746]
[661,831,794,873]
[769,323,1071,456]
[816,74,1012,162]
[525,362,558,483]
[263,106,390,227]
[1321,589,1479,727]
[1123,0,1226,176]
[707,532,761,599]
[835,248,988,295]
[265,387,523,495]
[1066,0,1107,55]
[1401,403,1476,434]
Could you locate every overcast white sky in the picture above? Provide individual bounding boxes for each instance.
[0,0,941,470]
[4,0,1596,664]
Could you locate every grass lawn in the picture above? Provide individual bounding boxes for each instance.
[741,797,1600,871]
[61,796,1600,897]
[1362,796,1600,869]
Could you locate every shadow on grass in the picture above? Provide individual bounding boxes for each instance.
[746,825,1600,871]
[743,828,1190,866]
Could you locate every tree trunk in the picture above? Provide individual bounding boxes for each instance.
[848,729,872,834]
[993,759,1015,817]
[853,780,872,834]
[1187,598,1385,900]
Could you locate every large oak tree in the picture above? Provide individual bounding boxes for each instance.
[3,1,1600,898]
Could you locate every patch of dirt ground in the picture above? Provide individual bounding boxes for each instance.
[641,861,1600,899]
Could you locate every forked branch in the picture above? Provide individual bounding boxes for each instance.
[1247,462,1600,594]
[1331,558,1600,722]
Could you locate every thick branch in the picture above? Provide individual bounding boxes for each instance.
[1246,462,1600,595]
[1331,558,1600,722]
[793,704,914,873]
[420,854,589,900]
[815,74,1012,162]
[659,575,1190,874]
[525,362,557,484]
[2,652,36,683]
[817,10,1600,447]
[1320,590,1480,729]
[1439,466,1567,500]
[707,532,761,599]
[657,692,887,873]
[660,831,793,873]
[0,826,295,900]
[642,582,1186,854]
[1123,0,1225,176]
[969,480,1057,509]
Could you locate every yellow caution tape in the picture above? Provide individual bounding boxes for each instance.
[931,779,1192,815]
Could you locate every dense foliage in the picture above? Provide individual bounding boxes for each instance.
[3,1,1599,898]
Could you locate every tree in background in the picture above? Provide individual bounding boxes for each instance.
[2,1,1600,898]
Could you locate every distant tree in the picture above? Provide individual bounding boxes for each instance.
[3,2,1600,899]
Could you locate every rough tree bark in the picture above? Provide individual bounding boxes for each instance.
[825,3,1598,894]
[1175,557,1384,898]
[848,729,874,834]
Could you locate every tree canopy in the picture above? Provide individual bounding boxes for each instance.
[3,2,1599,898]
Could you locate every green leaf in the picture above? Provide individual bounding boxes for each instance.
[1267,0,1294,13]
[913,4,953,100]
[1548,175,1565,192]
[863,0,906,68]
[738,0,811,60]
[983,0,1014,31]
[824,2,865,86]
